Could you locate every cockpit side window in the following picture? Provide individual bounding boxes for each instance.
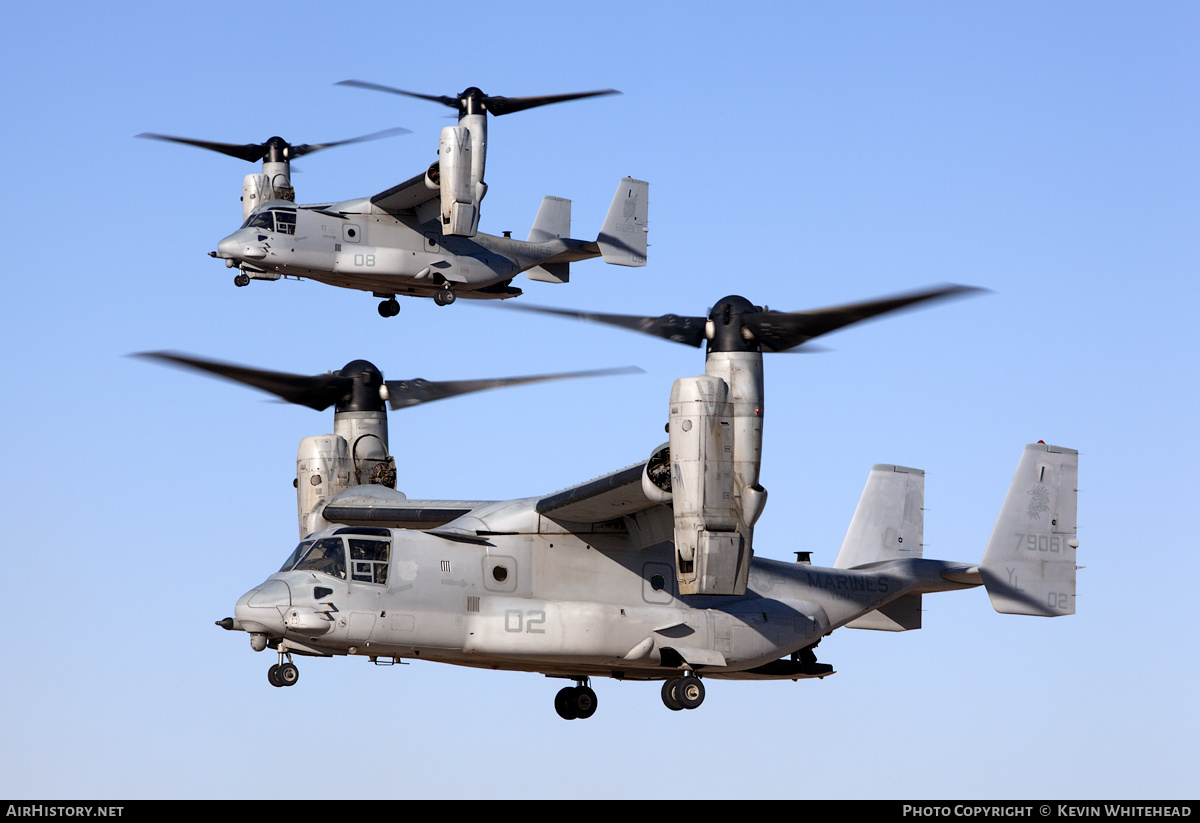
[242,211,275,231]
[272,209,297,236]
[348,538,390,585]
[293,537,347,580]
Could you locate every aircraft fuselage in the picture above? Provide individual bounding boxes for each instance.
[215,199,592,301]
[232,502,978,682]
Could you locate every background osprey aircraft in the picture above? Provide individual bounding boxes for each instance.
[140,85,647,316]
[154,284,1078,719]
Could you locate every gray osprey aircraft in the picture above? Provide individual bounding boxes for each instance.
[140,85,645,316]
[182,284,1077,718]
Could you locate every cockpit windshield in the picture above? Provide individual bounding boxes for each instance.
[283,537,346,580]
[241,207,297,235]
[278,534,390,584]
[242,211,274,231]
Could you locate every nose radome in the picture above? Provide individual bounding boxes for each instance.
[234,579,291,636]
[217,230,267,261]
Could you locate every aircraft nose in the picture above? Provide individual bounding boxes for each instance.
[233,579,291,639]
[217,229,267,261]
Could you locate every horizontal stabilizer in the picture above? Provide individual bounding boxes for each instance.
[834,464,924,569]
[597,178,648,266]
[980,443,1078,616]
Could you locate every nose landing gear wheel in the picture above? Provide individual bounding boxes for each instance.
[268,658,299,687]
[433,286,456,306]
[377,298,400,317]
[277,662,299,686]
[234,273,251,287]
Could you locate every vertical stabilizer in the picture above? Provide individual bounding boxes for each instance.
[980,443,1078,616]
[597,178,648,266]
[527,196,573,284]
[527,196,572,243]
[834,464,924,569]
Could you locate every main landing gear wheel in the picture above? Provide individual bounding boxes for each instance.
[377,298,400,317]
[662,675,704,711]
[677,675,704,709]
[433,286,456,307]
[234,273,251,288]
[554,683,598,720]
[661,678,684,711]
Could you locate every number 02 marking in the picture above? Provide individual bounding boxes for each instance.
[503,609,546,634]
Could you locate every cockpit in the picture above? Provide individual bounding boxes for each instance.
[278,528,391,585]
[241,206,298,236]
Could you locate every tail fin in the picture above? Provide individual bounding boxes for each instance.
[980,443,1078,616]
[834,464,924,569]
[836,464,924,631]
[596,178,648,266]
[526,196,572,284]
[527,196,571,243]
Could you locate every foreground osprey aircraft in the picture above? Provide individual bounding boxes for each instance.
[140,85,646,315]
[183,285,1077,718]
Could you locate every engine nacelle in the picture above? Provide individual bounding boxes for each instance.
[669,376,753,596]
[437,125,486,237]
[242,171,294,222]
[296,434,352,538]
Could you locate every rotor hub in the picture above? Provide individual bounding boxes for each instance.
[333,360,385,413]
[707,295,762,353]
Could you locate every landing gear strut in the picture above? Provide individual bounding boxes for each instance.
[377,297,400,317]
[268,653,299,688]
[554,678,598,720]
[432,286,456,307]
[661,674,704,711]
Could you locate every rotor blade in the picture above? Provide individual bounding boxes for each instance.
[288,127,411,159]
[744,284,985,353]
[383,366,642,410]
[500,303,707,347]
[483,89,621,116]
[136,133,268,162]
[335,80,459,109]
[136,352,352,411]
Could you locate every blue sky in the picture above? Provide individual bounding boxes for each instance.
[1,1,1196,799]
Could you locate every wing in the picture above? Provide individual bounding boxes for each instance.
[321,485,491,530]
[535,461,661,524]
[370,171,439,216]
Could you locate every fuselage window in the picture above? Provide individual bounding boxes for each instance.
[348,538,390,585]
[293,537,347,580]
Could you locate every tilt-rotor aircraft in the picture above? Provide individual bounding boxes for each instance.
[140,85,647,316]
[163,284,1077,718]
